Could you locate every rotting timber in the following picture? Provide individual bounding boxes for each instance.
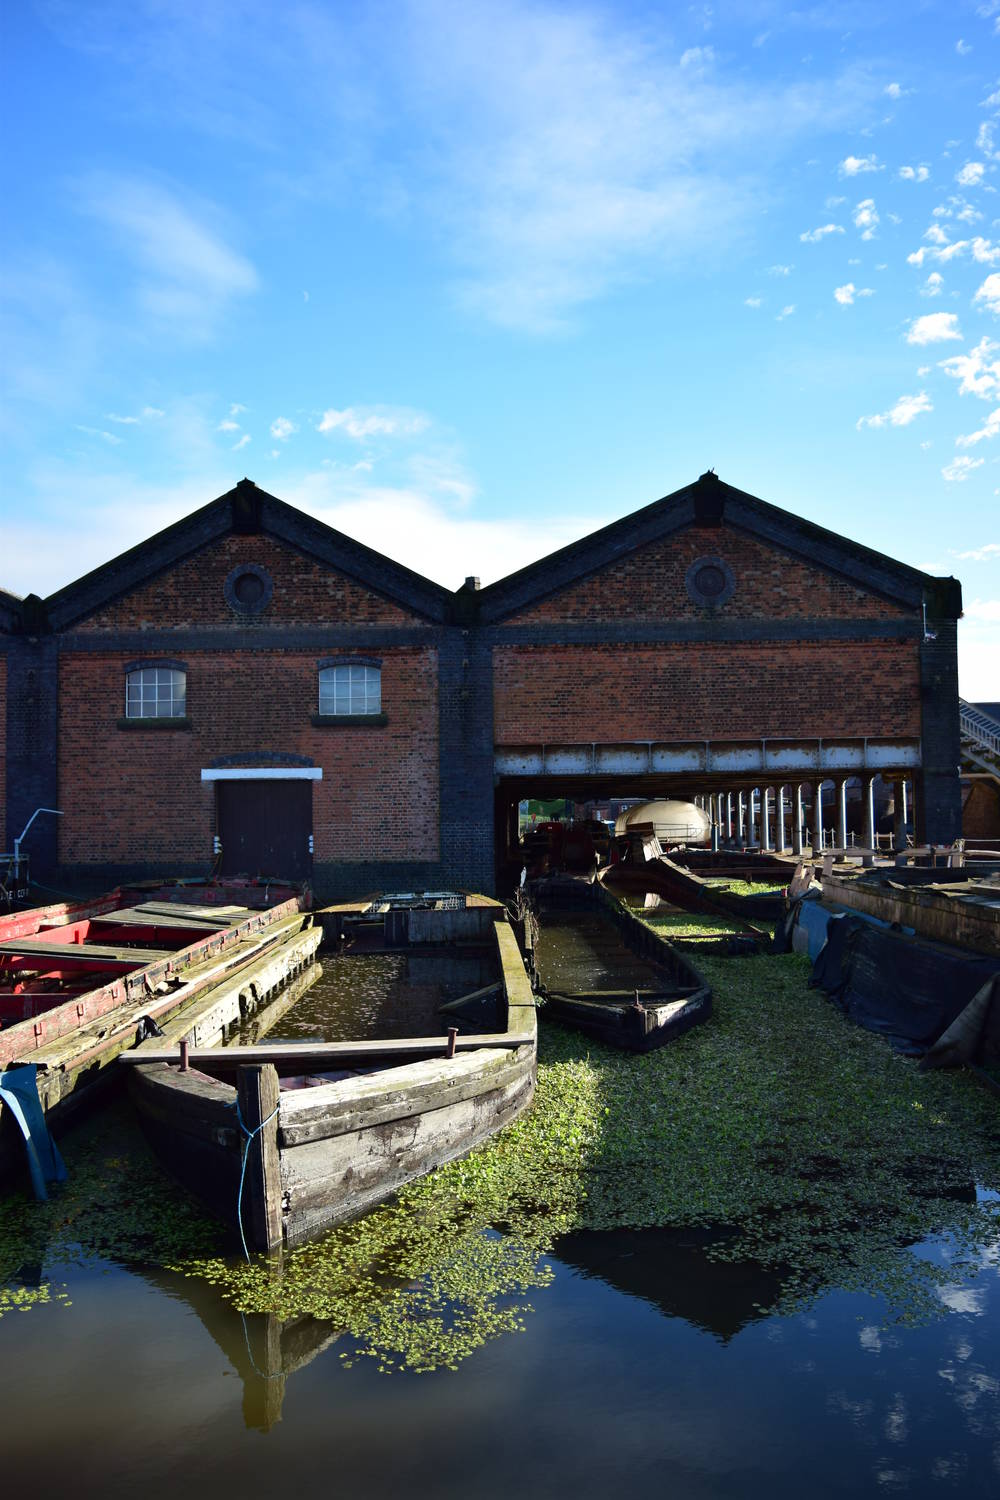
[0,883,317,1183]
[123,902,537,1253]
[531,877,712,1051]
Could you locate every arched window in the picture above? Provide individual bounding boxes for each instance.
[125,666,187,719]
[318,664,381,717]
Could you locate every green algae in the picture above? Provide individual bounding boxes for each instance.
[3,936,1000,1374]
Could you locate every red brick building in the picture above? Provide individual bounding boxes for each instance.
[1,473,962,895]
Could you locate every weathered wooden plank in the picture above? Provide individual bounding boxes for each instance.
[0,939,175,962]
[278,1046,530,1144]
[281,1069,535,1244]
[132,902,251,924]
[237,1065,283,1253]
[120,1032,536,1068]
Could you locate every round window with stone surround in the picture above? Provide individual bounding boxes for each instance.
[224,563,274,615]
[685,555,735,608]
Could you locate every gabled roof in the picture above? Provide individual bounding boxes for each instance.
[0,589,23,634]
[42,479,453,630]
[475,471,962,622]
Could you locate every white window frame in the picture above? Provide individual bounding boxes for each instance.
[318,664,381,717]
[125,666,187,720]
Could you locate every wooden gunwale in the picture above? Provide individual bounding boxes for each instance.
[1,896,303,1063]
[534,881,713,1052]
[128,915,538,1252]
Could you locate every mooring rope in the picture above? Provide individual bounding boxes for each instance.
[231,1097,280,1263]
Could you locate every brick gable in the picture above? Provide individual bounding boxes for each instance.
[505,525,911,623]
[73,533,417,631]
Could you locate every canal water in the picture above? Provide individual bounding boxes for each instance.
[2,945,999,1495]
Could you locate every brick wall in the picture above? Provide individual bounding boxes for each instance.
[493,641,921,742]
[57,647,439,866]
[0,653,5,851]
[76,534,417,630]
[508,526,911,623]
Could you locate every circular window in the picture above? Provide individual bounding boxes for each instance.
[224,563,273,615]
[685,555,735,608]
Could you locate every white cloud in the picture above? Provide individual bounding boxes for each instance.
[907,312,962,344]
[853,198,878,238]
[74,175,257,339]
[917,365,931,375]
[217,419,240,432]
[800,223,844,243]
[925,223,950,245]
[975,272,1000,314]
[978,122,997,158]
[106,413,139,425]
[971,238,1000,264]
[142,406,165,419]
[957,161,986,187]
[679,46,714,69]
[840,154,880,176]
[229,402,246,416]
[744,296,762,307]
[316,406,430,439]
[942,455,984,480]
[74,424,123,445]
[964,597,1000,621]
[956,408,1000,445]
[922,272,944,296]
[856,392,932,429]
[834,282,874,305]
[768,264,792,275]
[940,337,1000,398]
[955,542,1000,561]
[776,304,795,320]
[232,434,251,450]
[956,39,973,56]
[884,83,904,100]
[270,416,298,440]
[899,165,930,182]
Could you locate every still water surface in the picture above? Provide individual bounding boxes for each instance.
[3,947,999,1496]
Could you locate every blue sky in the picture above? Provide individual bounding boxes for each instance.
[2,0,999,696]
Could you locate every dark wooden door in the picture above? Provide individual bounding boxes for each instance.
[216,780,312,879]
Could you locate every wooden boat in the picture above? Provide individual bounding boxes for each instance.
[122,915,537,1254]
[603,837,777,938]
[1,886,317,1187]
[531,879,712,1052]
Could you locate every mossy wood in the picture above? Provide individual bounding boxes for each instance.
[127,917,537,1252]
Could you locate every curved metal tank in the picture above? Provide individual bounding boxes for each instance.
[614,799,711,847]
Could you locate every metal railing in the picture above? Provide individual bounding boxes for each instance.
[959,698,1000,758]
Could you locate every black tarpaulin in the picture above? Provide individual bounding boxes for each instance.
[809,913,1000,1056]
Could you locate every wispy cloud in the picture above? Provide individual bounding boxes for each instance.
[899,164,930,182]
[921,272,944,296]
[940,337,1000,398]
[955,542,1000,561]
[74,424,123,445]
[942,454,984,480]
[956,408,1000,446]
[800,223,844,243]
[856,392,932,429]
[270,417,298,441]
[74,175,257,339]
[907,312,962,344]
[840,153,880,176]
[834,282,874,305]
[316,406,429,439]
[232,434,251,450]
[853,198,878,239]
[975,273,1000,315]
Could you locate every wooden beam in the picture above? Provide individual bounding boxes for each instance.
[0,939,174,963]
[121,1033,536,1069]
[236,1064,283,1254]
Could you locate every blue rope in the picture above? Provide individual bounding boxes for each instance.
[231,1097,280,1263]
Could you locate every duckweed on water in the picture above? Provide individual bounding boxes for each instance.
[2,942,999,1373]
